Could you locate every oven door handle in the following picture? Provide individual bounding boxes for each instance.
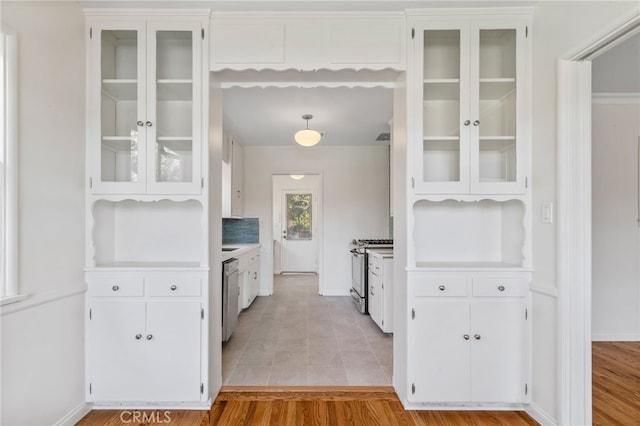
[350,249,363,255]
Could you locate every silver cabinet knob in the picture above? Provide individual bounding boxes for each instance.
[438,285,446,291]
[498,285,505,292]
[146,334,153,340]
[464,120,471,126]
[473,120,480,126]
[474,334,481,340]
[146,121,152,127]
[463,334,470,340]
[170,285,177,291]
[137,120,144,126]
[112,285,119,291]
[135,334,142,340]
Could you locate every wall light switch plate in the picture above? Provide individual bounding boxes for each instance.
[541,202,553,224]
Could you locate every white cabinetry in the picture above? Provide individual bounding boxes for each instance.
[222,132,244,218]
[407,272,529,404]
[411,15,530,195]
[237,247,260,311]
[404,9,532,410]
[84,9,210,408]
[367,249,393,333]
[86,271,206,403]
[210,13,406,71]
[87,14,205,195]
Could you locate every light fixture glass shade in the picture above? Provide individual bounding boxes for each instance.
[294,129,322,147]
[290,174,305,180]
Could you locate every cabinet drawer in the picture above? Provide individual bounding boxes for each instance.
[472,278,528,297]
[413,276,467,297]
[89,277,144,297]
[146,275,202,297]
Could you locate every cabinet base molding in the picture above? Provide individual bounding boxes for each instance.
[402,401,530,411]
[90,398,213,411]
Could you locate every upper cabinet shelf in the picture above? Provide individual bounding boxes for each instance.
[87,17,206,196]
[411,16,530,196]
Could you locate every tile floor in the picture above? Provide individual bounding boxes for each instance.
[222,273,393,386]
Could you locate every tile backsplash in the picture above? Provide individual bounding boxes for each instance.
[222,218,259,244]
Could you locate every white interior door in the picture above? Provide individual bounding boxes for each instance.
[280,190,318,272]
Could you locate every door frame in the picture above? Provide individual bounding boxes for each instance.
[271,173,323,293]
[557,11,640,425]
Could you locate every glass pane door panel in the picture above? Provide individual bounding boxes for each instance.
[153,30,194,183]
[156,140,193,183]
[478,139,516,182]
[100,30,139,183]
[286,194,312,240]
[423,30,460,79]
[423,140,460,182]
[477,29,517,184]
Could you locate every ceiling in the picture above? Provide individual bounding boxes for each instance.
[219,70,397,147]
[592,32,640,93]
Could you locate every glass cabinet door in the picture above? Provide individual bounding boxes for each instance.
[95,25,147,193]
[146,24,201,194]
[416,25,470,194]
[470,25,524,194]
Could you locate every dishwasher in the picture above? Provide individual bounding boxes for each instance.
[222,258,240,342]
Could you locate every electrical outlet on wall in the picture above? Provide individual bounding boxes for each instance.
[541,202,554,224]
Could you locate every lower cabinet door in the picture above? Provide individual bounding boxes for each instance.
[368,272,383,329]
[145,302,202,402]
[470,301,526,403]
[409,301,471,402]
[89,302,147,401]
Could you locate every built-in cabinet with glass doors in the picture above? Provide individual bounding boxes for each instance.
[406,11,532,409]
[84,11,210,409]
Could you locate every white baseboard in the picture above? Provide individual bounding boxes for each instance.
[54,402,92,426]
[526,403,557,426]
[592,333,640,341]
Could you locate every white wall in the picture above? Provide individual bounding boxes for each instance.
[0,1,86,424]
[592,101,640,341]
[243,146,390,296]
[530,1,639,423]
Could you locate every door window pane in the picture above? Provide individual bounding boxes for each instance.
[286,194,312,240]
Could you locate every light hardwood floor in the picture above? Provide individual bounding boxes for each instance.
[77,387,538,425]
[592,341,640,425]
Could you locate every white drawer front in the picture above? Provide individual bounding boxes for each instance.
[472,278,528,297]
[89,277,144,297]
[413,276,467,297]
[146,275,202,297]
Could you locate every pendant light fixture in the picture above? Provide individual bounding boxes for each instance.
[294,114,322,147]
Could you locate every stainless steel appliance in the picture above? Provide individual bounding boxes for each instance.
[350,239,393,313]
[222,258,240,342]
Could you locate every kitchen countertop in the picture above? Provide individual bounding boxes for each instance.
[222,243,261,261]
[367,248,394,258]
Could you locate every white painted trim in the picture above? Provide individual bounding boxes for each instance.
[529,285,558,298]
[557,59,593,426]
[592,333,640,341]
[220,81,397,89]
[54,402,92,426]
[592,92,640,104]
[566,9,640,60]
[526,403,557,426]
[0,284,86,317]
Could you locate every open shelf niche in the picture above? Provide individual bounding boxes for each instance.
[412,198,527,268]
[90,199,205,268]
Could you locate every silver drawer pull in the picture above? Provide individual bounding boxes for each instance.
[170,285,177,291]
[438,285,446,291]
[474,334,481,340]
[135,334,142,340]
[463,334,470,340]
[146,334,153,340]
[112,285,119,291]
[498,285,505,292]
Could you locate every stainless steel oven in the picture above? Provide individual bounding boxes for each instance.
[349,239,393,314]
